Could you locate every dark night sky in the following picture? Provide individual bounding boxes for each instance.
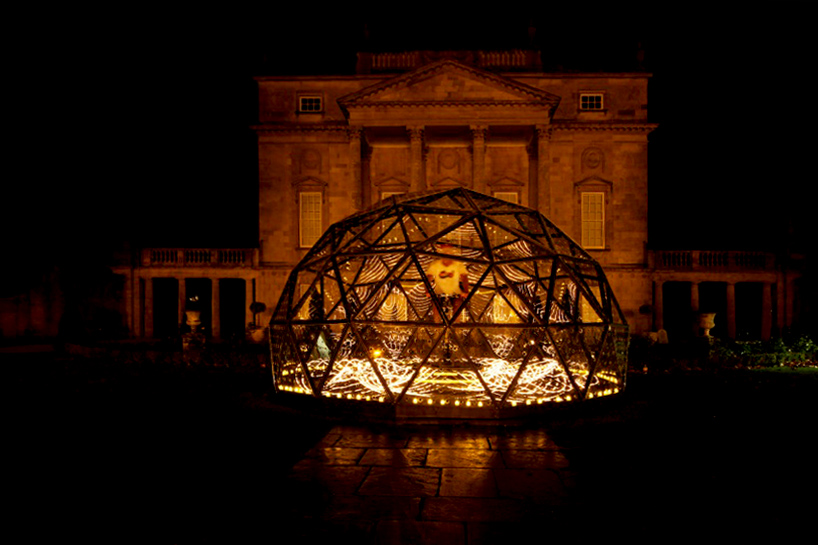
[6,4,817,281]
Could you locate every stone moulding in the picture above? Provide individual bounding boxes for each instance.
[269,188,629,419]
[552,123,658,133]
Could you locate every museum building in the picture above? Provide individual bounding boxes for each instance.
[103,50,799,343]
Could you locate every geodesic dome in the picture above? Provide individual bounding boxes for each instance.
[270,188,628,416]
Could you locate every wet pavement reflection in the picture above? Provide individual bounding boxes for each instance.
[276,425,591,542]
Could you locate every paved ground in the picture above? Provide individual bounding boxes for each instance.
[276,424,585,543]
[5,349,816,542]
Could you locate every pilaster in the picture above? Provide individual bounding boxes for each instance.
[408,126,425,192]
[349,126,364,209]
[212,278,221,339]
[535,125,551,217]
[726,282,736,339]
[470,125,487,194]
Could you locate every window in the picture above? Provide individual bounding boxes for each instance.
[579,93,604,111]
[380,191,405,201]
[297,95,323,113]
[299,192,322,247]
[581,192,605,249]
[493,191,519,204]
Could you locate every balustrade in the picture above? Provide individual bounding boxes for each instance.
[653,250,773,271]
[142,248,255,268]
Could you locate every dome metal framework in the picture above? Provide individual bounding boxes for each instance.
[269,188,628,416]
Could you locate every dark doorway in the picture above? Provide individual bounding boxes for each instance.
[699,282,727,339]
[186,278,212,337]
[152,278,178,339]
[736,282,762,340]
[220,279,246,342]
[662,281,692,343]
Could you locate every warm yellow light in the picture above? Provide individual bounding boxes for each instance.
[454,400,460,406]
[372,349,383,358]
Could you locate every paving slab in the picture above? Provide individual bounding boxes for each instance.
[488,428,561,450]
[500,449,570,469]
[439,468,498,497]
[358,467,441,497]
[426,448,504,468]
[333,426,411,448]
[407,432,491,450]
[358,447,427,467]
[303,446,366,465]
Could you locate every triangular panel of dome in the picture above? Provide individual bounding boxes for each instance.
[321,326,393,400]
[369,216,409,248]
[548,324,592,395]
[410,191,472,212]
[270,324,299,389]
[505,342,574,403]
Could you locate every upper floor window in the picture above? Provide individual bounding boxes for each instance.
[579,93,604,111]
[493,191,519,204]
[380,191,405,201]
[298,94,323,113]
[581,192,605,249]
[299,191,323,247]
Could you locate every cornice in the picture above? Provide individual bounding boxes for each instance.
[252,123,350,134]
[551,122,658,133]
[345,100,557,109]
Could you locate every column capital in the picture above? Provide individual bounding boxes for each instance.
[347,126,363,140]
[469,125,488,140]
[407,126,425,141]
[535,125,552,141]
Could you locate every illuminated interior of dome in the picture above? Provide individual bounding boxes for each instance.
[269,188,628,412]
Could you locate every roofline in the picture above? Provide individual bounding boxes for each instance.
[254,71,653,82]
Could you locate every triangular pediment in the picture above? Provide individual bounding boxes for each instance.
[488,176,524,187]
[339,60,560,111]
[431,177,466,188]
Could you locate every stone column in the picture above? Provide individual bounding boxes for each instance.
[726,282,736,339]
[349,127,364,209]
[211,278,221,339]
[246,277,255,329]
[408,126,425,192]
[144,277,154,339]
[536,125,551,216]
[134,276,143,338]
[178,277,186,332]
[653,280,664,331]
[690,281,699,336]
[761,282,772,341]
[527,138,538,211]
[121,271,133,337]
[470,125,487,194]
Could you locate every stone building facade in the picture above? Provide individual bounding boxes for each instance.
[95,51,801,342]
